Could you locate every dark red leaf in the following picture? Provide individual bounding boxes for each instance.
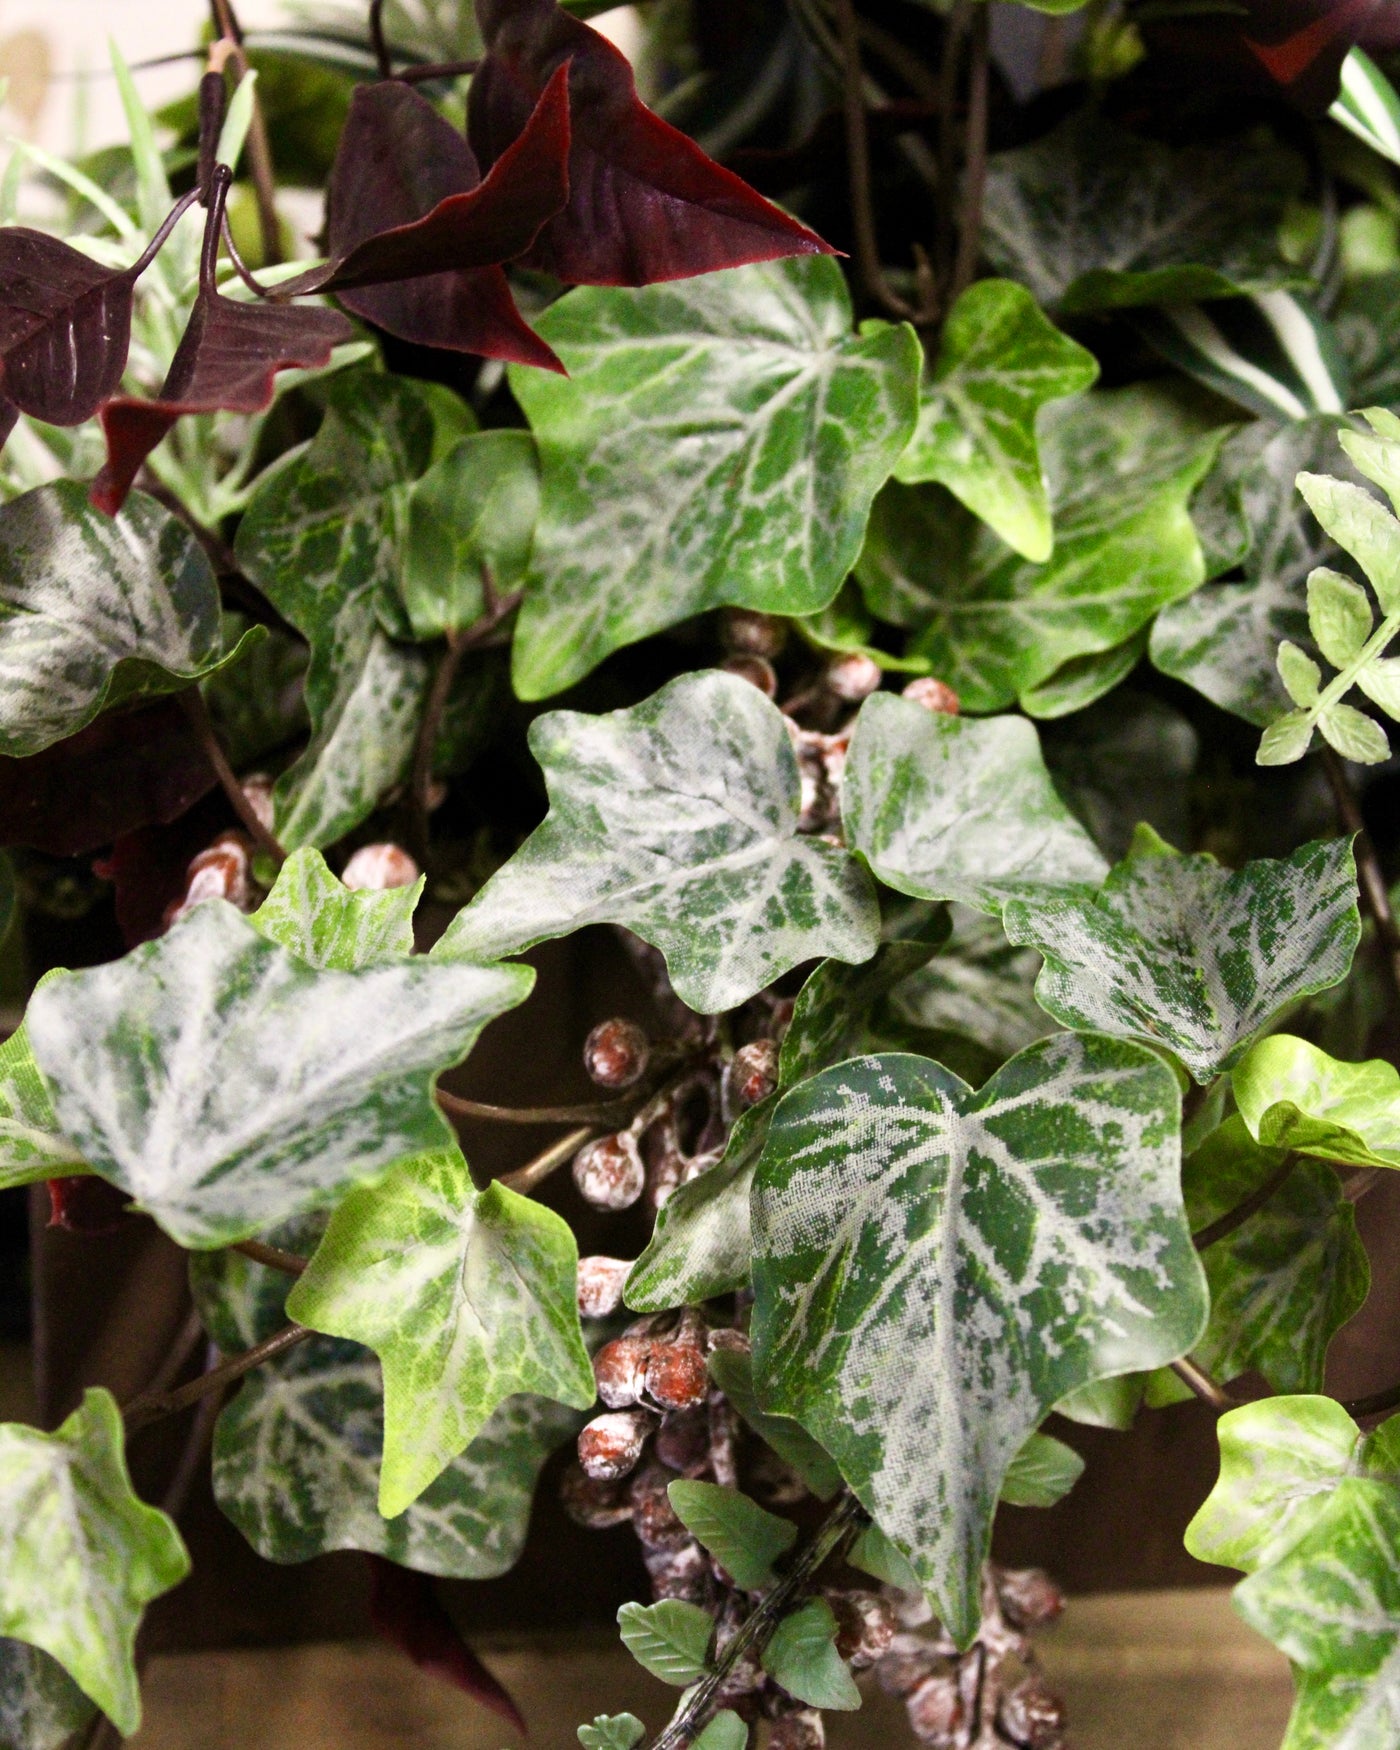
[468,0,834,286]
[0,398,17,453]
[321,79,562,370]
[92,295,354,515]
[0,229,136,426]
[1145,0,1380,111]
[46,1176,132,1235]
[94,788,235,949]
[367,1557,526,1734]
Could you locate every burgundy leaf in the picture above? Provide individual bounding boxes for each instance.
[94,790,236,949]
[1145,0,1381,111]
[468,0,834,286]
[46,1176,132,1235]
[0,398,17,453]
[367,1556,526,1734]
[0,229,137,426]
[321,79,562,370]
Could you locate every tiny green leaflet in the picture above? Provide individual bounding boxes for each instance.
[666,1482,797,1590]
[1003,827,1361,1084]
[25,901,533,1248]
[750,1036,1205,1644]
[0,1390,189,1736]
[617,1601,713,1685]
[690,1713,746,1750]
[1000,1432,1085,1509]
[433,671,880,1014]
[251,846,421,969]
[507,257,920,698]
[1232,1034,1400,1168]
[760,1600,860,1711]
[893,278,1098,563]
[578,1715,645,1750]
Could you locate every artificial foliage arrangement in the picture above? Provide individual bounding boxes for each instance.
[9,0,1400,1746]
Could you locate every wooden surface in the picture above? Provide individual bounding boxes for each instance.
[128,1590,1294,1750]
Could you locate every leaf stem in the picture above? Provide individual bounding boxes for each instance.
[233,1238,308,1275]
[1322,747,1400,1000]
[177,685,287,865]
[1192,1154,1299,1251]
[498,1126,595,1195]
[398,58,482,84]
[369,0,392,78]
[437,1090,638,1127]
[1342,1378,1400,1419]
[123,1323,310,1432]
[1169,1356,1240,1413]
[209,0,281,265]
[645,1492,869,1750]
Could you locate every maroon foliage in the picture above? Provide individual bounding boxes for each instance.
[0,230,138,428]
[46,1176,132,1235]
[1145,0,1381,111]
[367,1557,526,1733]
[468,0,834,286]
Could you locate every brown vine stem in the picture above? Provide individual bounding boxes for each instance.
[1343,1378,1400,1419]
[1169,1356,1240,1413]
[233,1238,308,1276]
[399,58,482,83]
[1345,1166,1383,1203]
[1192,1154,1299,1251]
[1322,747,1400,1003]
[499,1125,595,1195]
[123,1324,310,1433]
[177,686,287,866]
[949,0,989,302]
[646,1492,869,1750]
[437,1089,638,1127]
[209,0,281,265]
[369,0,393,77]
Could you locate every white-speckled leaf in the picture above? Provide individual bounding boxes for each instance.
[25,902,532,1248]
[1004,827,1361,1083]
[251,847,422,970]
[843,694,1107,913]
[0,1391,188,1736]
[0,1638,95,1750]
[750,1036,1205,1643]
[434,671,879,1013]
[507,259,920,699]
[286,1147,594,1516]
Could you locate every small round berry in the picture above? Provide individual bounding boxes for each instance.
[768,1709,825,1750]
[645,1334,709,1411]
[593,1334,652,1408]
[583,1018,650,1090]
[722,654,778,697]
[578,1408,653,1481]
[996,1676,1067,1749]
[901,676,960,716]
[826,652,883,703]
[725,1040,780,1111]
[654,1406,711,1477]
[644,1538,710,1603]
[720,607,788,658]
[576,1255,632,1320]
[906,1673,964,1745]
[342,842,420,891]
[559,1464,633,1529]
[827,1589,896,1667]
[994,1566,1064,1630]
[573,1132,645,1210]
[629,1464,690,1551]
[165,835,252,927]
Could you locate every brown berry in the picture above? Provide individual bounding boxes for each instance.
[875,1633,940,1698]
[997,1676,1068,1749]
[768,1710,825,1750]
[826,652,882,703]
[583,1018,650,1089]
[644,1537,710,1603]
[654,1405,711,1476]
[905,1673,964,1746]
[559,1464,633,1529]
[994,1566,1065,1630]
[721,607,787,658]
[726,1040,779,1111]
[578,1408,653,1481]
[827,1589,896,1667]
[645,1334,709,1412]
[594,1334,652,1408]
[901,676,959,716]
[576,1255,633,1320]
[573,1132,645,1210]
[722,654,778,697]
[341,842,420,890]
[165,835,252,927]
[629,1463,690,1551]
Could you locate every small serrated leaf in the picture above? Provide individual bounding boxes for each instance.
[847,1522,920,1590]
[578,1714,645,1750]
[690,1711,748,1750]
[1256,708,1316,765]
[1276,639,1322,707]
[666,1482,797,1591]
[616,1601,713,1686]
[1355,653,1400,717]
[1317,700,1391,763]
[760,1599,861,1711]
[1307,566,1374,666]
[1341,409,1400,514]
[1296,471,1400,614]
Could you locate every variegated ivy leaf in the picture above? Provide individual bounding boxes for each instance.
[624,913,949,1312]
[0,1638,96,1750]
[0,1390,189,1736]
[285,1146,594,1516]
[25,901,532,1248]
[894,278,1098,563]
[750,1035,1205,1643]
[1015,629,1150,721]
[1233,1034,1400,1169]
[434,671,879,1014]
[1003,827,1361,1084]
[859,387,1227,713]
[706,1349,843,1501]
[234,371,438,848]
[507,259,921,699]
[0,997,87,1192]
[1186,1117,1368,1394]
[193,1237,580,1575]
[251,846,422,970]
[983,111,1303,313]
[0,481,258,758]
[842,693,1107,913]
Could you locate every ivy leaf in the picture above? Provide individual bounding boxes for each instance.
[578,1715,645,1750]
[616,1600,713,1685]
[884,905,1050,1069]
[0,1003,87,1192]
[469,0,832,286]
[0,481,252,758]
[1232,1033,1400,1168]
[983,112,1303,313]
[705,1350,843,1501]
[0,229,137,428]
[999,1432,1085,1509]
[666,1481,797,1590]
[843,693,1108,913]
[286,1148,595,1516]
[507,259,920,698]
[1185,1118,1368,1393]
[1003,827,1361,1083]
[761,1599,861,1711]
[251,846,421,970]
[434,671,879,1013]
[894,278,1098,562]
[750,1036,1205,1644]
[1015,629,1150,722]
[25,901,533,1248]
[0,1389,189,1735]
[0,1638,96,1750]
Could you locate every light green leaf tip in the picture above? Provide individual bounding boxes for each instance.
[1232,1033,1400,1169]
[666,1480,797,1591]
[0,975,88,1192]
[578,1714,645,1750]
[252,846,422,970]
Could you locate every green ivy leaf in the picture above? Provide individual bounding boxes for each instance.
[1016,629,1150,721]
[433,671,879,1014]
[666,1481,797,1591]
[1185,1118,1368,1393]
[0,1390,189,1735]
[507,259,920,698]
[999,1432,1085,1509]
[893,278,1098,562]
[1232,1034,1400,1168]
[0,482,256,758]
[842,693,1107,912]
[751,1036,1205,1643]
[0,1638,96,1750]
[983,111,1303,313]
[578,1714,645,1750]
[616,1600,713,1686]
[25,902,532,1247]
[0,1000,87,1192]
[251,846,422,969]
[234,372,437,848]
[1003,827,1361,1083]
[705,1350,843,1501]
[286,1147,595,1516]
[761,1599,861,1711]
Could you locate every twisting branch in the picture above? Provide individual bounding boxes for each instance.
[123,1324,310,1432]
[1192,1154,1299,1252]
[646,1493,869,1750]
[949,0,989,301]
[1322,747,1400,1003]
[1169,1356,1240,1413]
[437,1089,639,1127]
[177,686,287,865]
[209,0,282,265]
[398,58,483,84]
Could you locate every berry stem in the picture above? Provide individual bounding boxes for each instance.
[123,1323,310,1433]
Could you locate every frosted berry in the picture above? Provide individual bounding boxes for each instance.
[905,1673,964,1745]
[722,654,778,697]
[164,834,251,928]
[583,1018,650,1090]
[594,1334,652,1408]
[644,1537,710,1603]
[725,1040,779,1111]
[826,652,882,703]
[645,1315,710,1411]
[573,1132,645,1210]
[342,842,420,891]
[827,1589,896,1667]
[654,1406,711,1477]
[576,1255,632,1320]
[559,1464,633,1529]
[994,1566,1064,1630]
[997,1675,1067,1748]
[578,1409,653,1481]
[629,1464,690,1551]
[720,607,787,658]
[241,773,275,831]
[874,1632,939,1698]
[901,676,959,716]
[768,1709,825,1750]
